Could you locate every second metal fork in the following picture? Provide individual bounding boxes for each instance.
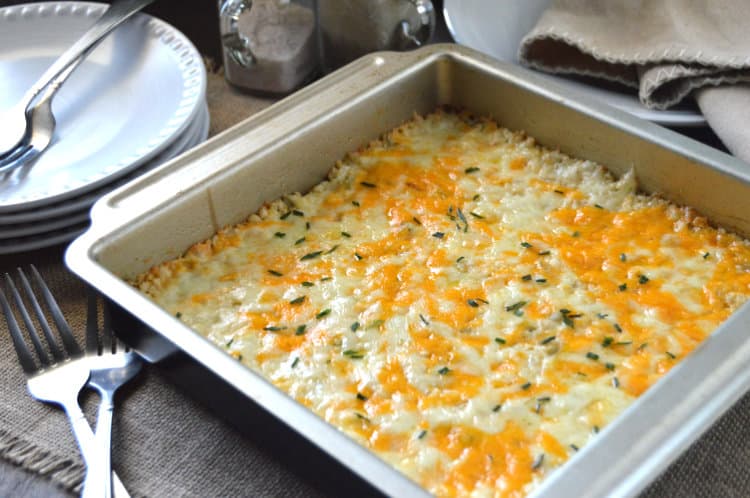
[83,290,142,498]
[0,266,131,498]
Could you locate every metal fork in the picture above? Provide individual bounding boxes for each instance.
[0,0,155,174]
[0,266,131,498]
[83,289,142,498]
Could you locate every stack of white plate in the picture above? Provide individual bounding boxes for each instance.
[0,2,209,255]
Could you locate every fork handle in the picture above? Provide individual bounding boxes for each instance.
[62,402,130,498]
[82,393,115,498]
[22,0,155,110]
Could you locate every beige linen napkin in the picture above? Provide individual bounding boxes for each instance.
[518,0,750,162]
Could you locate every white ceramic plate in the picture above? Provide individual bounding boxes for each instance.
[443,0,706,127]
[0,221,89,255]
[0,101,209,226]
[0,101,210,253]
[0,2,206,211]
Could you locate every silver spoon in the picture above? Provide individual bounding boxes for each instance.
[0,0,155,175]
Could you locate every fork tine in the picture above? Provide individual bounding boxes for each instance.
[102,299,114,354]
[26,265,82,357]
[85,288,100,355]
[4,273,52,367]
[0,277,38,374]
[0,143,34,175]
[15,268,66,362]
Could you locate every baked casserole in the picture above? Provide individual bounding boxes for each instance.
[135,110,750,497]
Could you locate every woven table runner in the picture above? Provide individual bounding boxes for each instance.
[1,69,749,498]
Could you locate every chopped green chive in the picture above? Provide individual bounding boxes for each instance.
[225,338,233,348]
[594,204,604,209]
[521,382,532,390]
[344,350,364,359]
[619,253,627,262]
[417,430,428,439]
[292,357,299,368]
[356,392,368,401]
[350,321,360,332]
[561,309,576,328]
[638,274,650,284]
[292,210,304,217]
[495,337,507,345]
[616,341,632,346]
[597,313,609,319]
[457,208,467,222]
[535,397,551,413]
[289,296,306,305]
[638,343,649,351]
[300,251,323,261]
[360,181,376,188]
[419,314,430,326]
[264,325,286,332]
[703,252,710,259]
[325,245,340,254]
[352,200,360,207]
[554,189,564,195]
[469,212,484,219]
[438,367,451,375]
[432,232,445,239]
[618,283,627,291]
[175,312,182,319]
[521,242,533,248]
[492,404,502,412]
[572,231,580,237]
[586,352,599,361]
[274,232,286,238]
[280,211,292,220]
[316,309,331,319]
[666,351,676,359]
[341,231,351,238]
[538,250,551,256]
[465,167,480,174]
[605,362,616,370]
[614,323,623,333]
[354,252,363,261]
[295,237,306,245]
[612,377,620,388]
[540,336,556,345]
[412,216,422,225]
[367,319,384,329]
[473,194,480,201]
[505,301,527,313]
[522,274,532,281]
[570,444,579,452]
[320,277,332,282]
[536,278,547,283]
[456,256,465,263]
[305,221,311,230]
[301,281,315,287]
[467,299,480,308]
[268,269,283,277]
[602,337,614,347]
[295,325,307,336]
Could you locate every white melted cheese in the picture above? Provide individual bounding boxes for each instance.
[136,111,750,497]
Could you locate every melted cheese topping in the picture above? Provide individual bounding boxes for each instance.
[136,111,750,497]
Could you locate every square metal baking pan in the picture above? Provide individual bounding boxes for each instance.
[67,44,750,497]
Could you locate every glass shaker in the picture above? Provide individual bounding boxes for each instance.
[317,0,435,73]
[218,0,319,94]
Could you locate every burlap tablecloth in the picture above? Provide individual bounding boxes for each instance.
[1,70,750,498]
